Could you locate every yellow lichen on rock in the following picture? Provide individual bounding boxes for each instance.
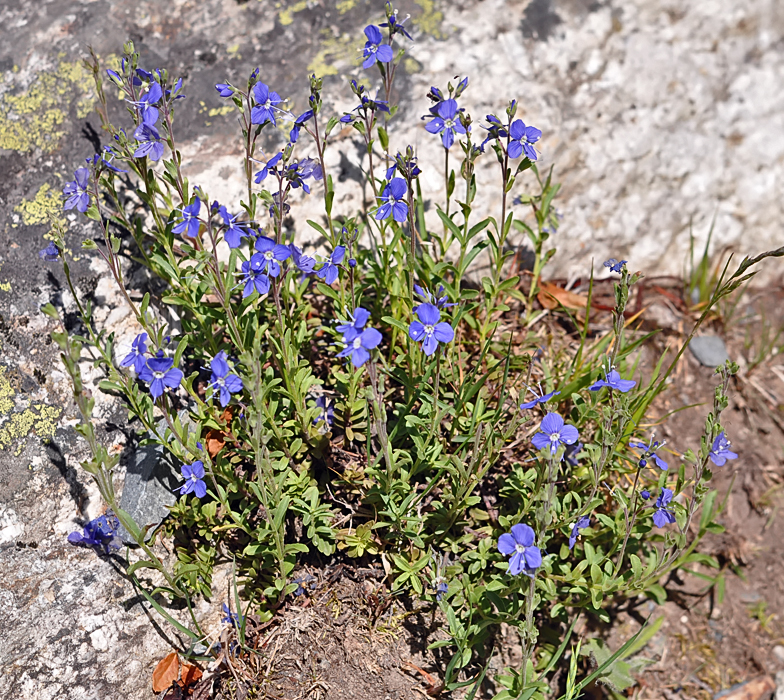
[279,0,309,26]
[0,56,112,153]
[307,32,362,78]
[0,368,63,456]
[0,367,14,414]
[413,0,444,38]
[13,183,66,229]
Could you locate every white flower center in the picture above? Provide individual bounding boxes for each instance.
[444,119,455,129]
[264,251,274,260]
[550,432,561,443]
[263,99,272,109]
[153,370,165,380]
[424,324,435,335]
[515,543,526,554]
[352,337,362,349]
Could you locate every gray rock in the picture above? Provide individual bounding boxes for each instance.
[689,335,730,367]
[776,670,784,700]
[117,438,178,545]
[117,412,193,545]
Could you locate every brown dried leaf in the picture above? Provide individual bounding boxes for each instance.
[152,652,179,693]
[537,281,588,311]
[180,661,203,688]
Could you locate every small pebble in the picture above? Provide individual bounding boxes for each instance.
[689,335,730,367]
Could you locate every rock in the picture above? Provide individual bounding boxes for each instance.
[117,412,193,544]
[777,672,784,700]
[774,645,784,665]
[690,335,731,367]
[713,676,776,700]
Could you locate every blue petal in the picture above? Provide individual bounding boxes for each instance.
[416,303,440,325]
[364,25,382,43]
[425,117,445,134]
[376,44,394,63]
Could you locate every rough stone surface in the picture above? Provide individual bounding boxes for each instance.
[117,434,178,545]
[690,333,732,367]
[1,0,782,698]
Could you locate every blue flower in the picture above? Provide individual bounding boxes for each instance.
[497,523,542,577]
[215,83,234,97]
[603,259,628,273]
[630,436,668,470]
[86,146,127,174]
[133,120,165,161]
[519,385,561,410]
[340,87,390,124]
[336,307,371,336]
[172,197,201,237]
[120,332,148,374]
[568,515,591,550]
[289,109,314,143]
[362,25,394,69]
[209,351,244,407]
[652,488,676,528]
[39,242,60,261]
[316,246,345,285]
[640,489,651,500]
[138,353,183,399]
[293,573,316,596]
[564,441,583,468]
[67,512,121,554]
[413,284,456,312]
[313,396,334,428]
[385,151,421,181]
[434,580,448,601]
[221,603,242,627]
[254,236,291,277]
[290,244,316,274]
[133,81,163,126]
[380,10,413,40]
[375,178,408,222]
[408,303,455,356]
[508,120,541,160]
[481,114,509,151]
[180,460,207,498]
[106,69,123,85]
[63,167,91,213]
[218,206,248,248]
[241,254,271,297]
[251,82,283,125]
[589,368,636,393]
[425,98,466,149]
[531,412,579,456]
[708,431,738,467]
[254,152,283,183]
[287,157,322,193]
[338,319,382,367]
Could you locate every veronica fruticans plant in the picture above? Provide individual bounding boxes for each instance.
[44,22,784,699]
